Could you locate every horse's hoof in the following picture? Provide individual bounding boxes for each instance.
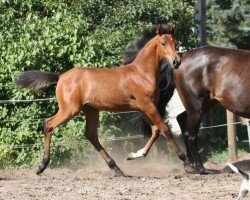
[127,152,135,160]
[115,170,125,177]
[36,164,46,175]
[36,169,43,175]
[184,163,196,174]
[196,165,220,175]
[199,168,220,175]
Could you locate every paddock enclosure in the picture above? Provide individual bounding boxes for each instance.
[1,152,250,200]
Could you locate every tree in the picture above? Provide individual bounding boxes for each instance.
[206,0,249,156]
[207,0,250,50]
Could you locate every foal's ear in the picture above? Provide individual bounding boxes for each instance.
[156,24,163,36]
[168,24,176,35]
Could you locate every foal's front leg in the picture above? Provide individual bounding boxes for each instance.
[127,101,187,163]
[127,125,159,159]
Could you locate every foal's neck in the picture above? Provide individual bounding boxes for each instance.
[132,37,161,78]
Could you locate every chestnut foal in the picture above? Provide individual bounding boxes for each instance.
[16,25,186,176]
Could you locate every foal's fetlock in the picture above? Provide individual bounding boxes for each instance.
[36,155,50,175]
[177,152,187,162]
[127,149,146,160]
[106,158,124,177]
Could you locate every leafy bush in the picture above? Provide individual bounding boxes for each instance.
[0,0,198,169]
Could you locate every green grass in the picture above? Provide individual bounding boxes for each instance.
[208,142,250,163]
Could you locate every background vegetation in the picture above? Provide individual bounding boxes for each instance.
[0,0,198,169]
[205,0,250,160]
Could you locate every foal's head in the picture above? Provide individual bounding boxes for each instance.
[156,24,181,69]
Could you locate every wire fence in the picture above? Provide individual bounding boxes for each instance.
[0,135,144,150]
[0,98,56,104]
[0,97,249,150]
[0,119,247,150]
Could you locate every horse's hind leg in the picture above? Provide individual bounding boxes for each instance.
[185,110,219,174]
[176,111,196,173]
[36,108,78,175]
[84,106,124,177]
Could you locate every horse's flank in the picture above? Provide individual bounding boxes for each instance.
[175,45,250,117]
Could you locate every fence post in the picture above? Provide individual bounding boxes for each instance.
[247,120,250,148]
[226,110,238,162]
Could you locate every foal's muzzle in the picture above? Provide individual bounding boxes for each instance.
[173,59,181,69]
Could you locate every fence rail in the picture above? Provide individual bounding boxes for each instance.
[0,135,144,150]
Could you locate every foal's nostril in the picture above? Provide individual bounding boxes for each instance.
[173,60,181,69]
[173,60,177,66]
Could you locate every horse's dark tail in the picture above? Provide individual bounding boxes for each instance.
[15,70,59,92]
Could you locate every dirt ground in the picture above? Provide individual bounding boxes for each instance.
[1,153,250,200]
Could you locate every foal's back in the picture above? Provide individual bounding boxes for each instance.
[55,65,142,111]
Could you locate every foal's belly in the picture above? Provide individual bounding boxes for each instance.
[83,87,139,112]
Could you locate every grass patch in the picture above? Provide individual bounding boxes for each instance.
[208,141,250,163]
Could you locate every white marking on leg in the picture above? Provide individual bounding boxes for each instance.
[128,149,146,160]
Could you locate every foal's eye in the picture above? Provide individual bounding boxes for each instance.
[161,42,167,47]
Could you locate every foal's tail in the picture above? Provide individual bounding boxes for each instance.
[15,70,59,92]
[227,163,249,180]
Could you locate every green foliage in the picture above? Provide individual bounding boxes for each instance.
[0,0,198,169]
[206,0,249,153]
[209,144,250,163]
[207,0,250,49]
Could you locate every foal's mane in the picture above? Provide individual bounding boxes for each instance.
[123,24,174,65]
[123,24,176,137]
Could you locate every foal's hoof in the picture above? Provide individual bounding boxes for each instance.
[127,149,145,160]
[36,164,46,175]
[115,170,125,177]
[127,152,135,160]
[36,168,43,175]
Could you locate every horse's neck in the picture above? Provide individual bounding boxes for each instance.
[132,38,161,79]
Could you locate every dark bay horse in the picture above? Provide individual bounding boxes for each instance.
[15,25,187,176]
[174,46,250,174]
[124,26,250,174]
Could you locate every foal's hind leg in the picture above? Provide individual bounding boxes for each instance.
[84,106,124,177]
[127,101,187,163]
[37,108,79,175]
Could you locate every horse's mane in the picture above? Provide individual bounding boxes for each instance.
[122,24,176,137]
[122,24,175,65]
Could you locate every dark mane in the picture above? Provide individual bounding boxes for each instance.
[123,24,175,65]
